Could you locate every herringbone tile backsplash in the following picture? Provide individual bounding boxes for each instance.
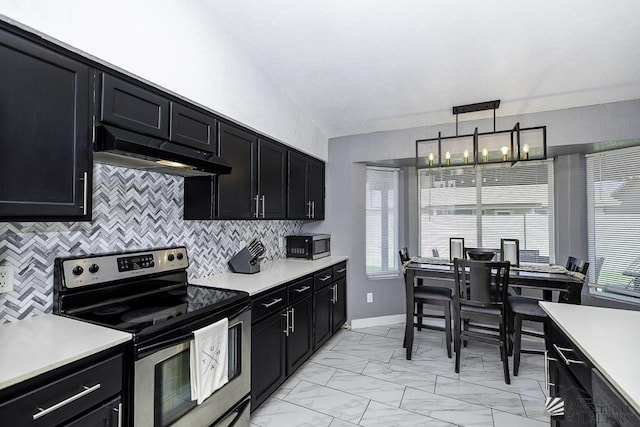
[0,164,303,324]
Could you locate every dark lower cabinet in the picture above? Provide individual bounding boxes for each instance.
[0,347,124,427]
[251,311,287,409]
[546,321,640,426]
[0,26,92,220]
[65,396,121,427]
[332,278,347,334]
[251,262,347,412]
[313,285,334,349]
[286,296,314,374]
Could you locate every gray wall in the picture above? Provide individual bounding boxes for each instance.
[316,99,640,322]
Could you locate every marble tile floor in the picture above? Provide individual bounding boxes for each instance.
[250,322,549,427]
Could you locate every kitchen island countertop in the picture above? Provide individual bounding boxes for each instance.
[0,314,131,391]
[192,256,348,296]
[540,302,640,415]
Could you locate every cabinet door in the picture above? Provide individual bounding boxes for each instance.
[258,139,287,219]
[287,151,309,219]
[307,159,325,220]
[286,296,314,374]
[64,396,121,427]
[0,29,91,220]
[101,73,169,139]
[170,102,217,151]
[313,286,333,349]
[332,278,347,334]
[251,311,286,409]
[217,122,257,219]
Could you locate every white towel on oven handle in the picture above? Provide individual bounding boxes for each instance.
[190,317,229,404]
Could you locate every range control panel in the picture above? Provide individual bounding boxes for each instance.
[61,247,189,289]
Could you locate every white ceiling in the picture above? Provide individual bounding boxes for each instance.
[203,0,640,139]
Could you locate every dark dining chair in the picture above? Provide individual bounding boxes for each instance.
[453,259,511,384]
[399,247,453,358]
[508,256,589,376]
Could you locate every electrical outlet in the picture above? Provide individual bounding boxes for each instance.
[366,292,373,303]
[0,266,14,293]
[278,236,284,249]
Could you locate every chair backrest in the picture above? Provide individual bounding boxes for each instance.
[399,247,410,263]
[453,259,510,308]
[566,256,590,275]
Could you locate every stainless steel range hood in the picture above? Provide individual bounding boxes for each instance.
[94,125,231,177]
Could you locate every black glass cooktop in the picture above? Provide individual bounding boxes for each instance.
[69,285,248,334]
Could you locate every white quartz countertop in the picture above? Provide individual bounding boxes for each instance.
[539,302,640,414]
[192,256,349,296]
[0,314,132,391]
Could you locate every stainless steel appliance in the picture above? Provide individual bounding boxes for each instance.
[53,247,251,427]
[285,233,331,260]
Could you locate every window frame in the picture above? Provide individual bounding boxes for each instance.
[365,166,401,278]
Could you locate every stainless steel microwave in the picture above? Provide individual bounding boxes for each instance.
[286,234,331,260]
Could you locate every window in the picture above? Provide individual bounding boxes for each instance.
[418,161,554,263]
[587,145,640,300]
[366,167,399,277]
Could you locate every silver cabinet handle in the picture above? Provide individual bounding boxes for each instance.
[282,310,289,336]
[311,201,315,218]
[294,285,311,293]
[261,195,265,218]
[33,383,101,420]
[553,344,586,366]
[81,171,88,215]
[337,268,346,273]
[290,307,295,333]
[306,201,312,218]
[544,351,557,393]
[331,284,337,303]
[254,195,260,218]
[262,297,283,308]
[115,402,122,427]
[319,275,332,282]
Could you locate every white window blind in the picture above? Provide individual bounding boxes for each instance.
[418,161,554,262]
[366,167,399,277]
[586,146,640,299]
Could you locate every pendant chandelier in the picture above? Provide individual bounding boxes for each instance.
[416,100,547,168]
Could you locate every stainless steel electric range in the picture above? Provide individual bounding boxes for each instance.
[53,246,251,427]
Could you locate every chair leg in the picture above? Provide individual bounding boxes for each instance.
[501,323,511,385]
[416,302,423,331]
[444,301,452,359]
[454,315,461,373]
[513,314,522,376]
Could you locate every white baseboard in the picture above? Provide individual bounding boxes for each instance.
[350,314,405,329]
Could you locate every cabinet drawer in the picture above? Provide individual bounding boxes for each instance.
[101,73,170,138]
[0,353,123,426]
[332,262,347,280]
[252,288,287,323]
[288,277,313,304]
[314,268,334,290]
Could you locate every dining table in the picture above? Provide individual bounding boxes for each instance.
[402,258,586,360]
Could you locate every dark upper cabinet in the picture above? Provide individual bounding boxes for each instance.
[101,73,170,139]
[258,140,287,219]
[170,102,217,152]
[287,151,325,220]
[217,122,257,219]
[187,122,288,220]
[0,27,92,220]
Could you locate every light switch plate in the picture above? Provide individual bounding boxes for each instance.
[0,266,14,293]
[366,292,373,303]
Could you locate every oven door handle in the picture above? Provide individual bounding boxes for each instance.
[136,302,251,358]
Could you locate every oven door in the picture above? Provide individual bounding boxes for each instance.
[134,308,250,427]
